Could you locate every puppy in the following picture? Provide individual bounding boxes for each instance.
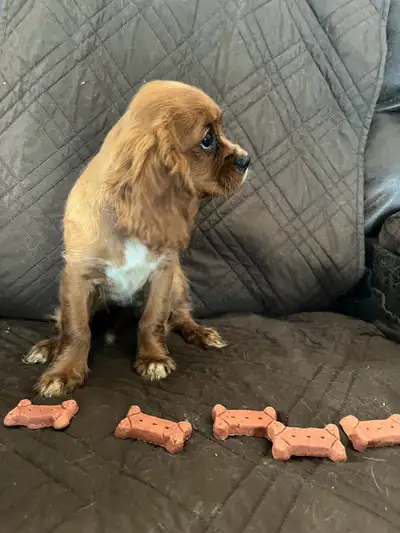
[24,80,250,397]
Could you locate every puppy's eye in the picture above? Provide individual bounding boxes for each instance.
[200,131,214,151]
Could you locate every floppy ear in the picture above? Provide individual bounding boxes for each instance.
[152,119,192,183]
[107,122,196,249]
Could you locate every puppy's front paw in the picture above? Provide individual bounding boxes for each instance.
[183,326,227,350]
[37,374,66,397]
[135,356,176,380]
[37,366,87,397]
[23,338,57,364]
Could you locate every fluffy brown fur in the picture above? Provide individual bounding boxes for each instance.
[24,80,249,397]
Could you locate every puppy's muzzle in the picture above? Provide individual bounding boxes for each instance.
[235,153,250,172]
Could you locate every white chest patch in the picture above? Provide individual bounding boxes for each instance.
[105,240,161,304]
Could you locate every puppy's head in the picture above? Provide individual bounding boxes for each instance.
[107,81,249,247]
[126,80,249,196]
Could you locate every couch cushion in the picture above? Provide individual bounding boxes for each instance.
[1,312,400,532]
[0,0,390,319]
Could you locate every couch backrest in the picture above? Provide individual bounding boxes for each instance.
[0,0,390,319]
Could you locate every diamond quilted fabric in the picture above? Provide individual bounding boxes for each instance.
[2,313,400,533]
[0,0,390,319]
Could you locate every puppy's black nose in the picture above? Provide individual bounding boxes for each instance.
[235,154,250,171]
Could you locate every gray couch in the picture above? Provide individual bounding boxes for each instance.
[1,1,400,532]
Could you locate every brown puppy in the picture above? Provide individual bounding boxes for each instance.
[24,80,249,397]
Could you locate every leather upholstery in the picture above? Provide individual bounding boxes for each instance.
[365,0,400,233]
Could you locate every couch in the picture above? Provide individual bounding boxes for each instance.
[1,0,400,531]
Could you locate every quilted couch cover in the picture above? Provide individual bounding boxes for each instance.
[0,0,390,319]
[2,1,400,533]
[2,313,400,533]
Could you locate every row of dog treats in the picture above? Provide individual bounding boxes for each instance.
[4,400,400,459]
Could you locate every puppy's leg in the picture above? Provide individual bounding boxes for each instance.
[37,267,96,397]
[170,263,226,349]
[135,261,176,380]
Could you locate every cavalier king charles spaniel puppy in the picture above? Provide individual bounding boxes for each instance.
[24,80,250,397]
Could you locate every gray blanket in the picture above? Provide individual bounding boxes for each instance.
[0,0,390,319]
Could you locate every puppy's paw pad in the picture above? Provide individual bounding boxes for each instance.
[148,363,168,380]
[23,347,50,364]
[204,330,227,349]
[193,327,227,349]
[136,358,176,380]
[37,367,85,397]
[39,378,64,398]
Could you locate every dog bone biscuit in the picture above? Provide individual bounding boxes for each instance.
[340,414,400,452]
[115,405,192,453]
[3,399,78,429]
[267,421,347,462]
[212,404,277,440]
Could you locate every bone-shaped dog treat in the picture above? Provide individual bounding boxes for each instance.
[3,399,78,429]
[340,414,400,452]
[115,405,192,453]
[212,404,277,440]
[267,421,347,462]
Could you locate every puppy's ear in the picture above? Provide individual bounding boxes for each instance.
[107,122,196,249]
[154,122,189,178]
[103,120,151,176]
